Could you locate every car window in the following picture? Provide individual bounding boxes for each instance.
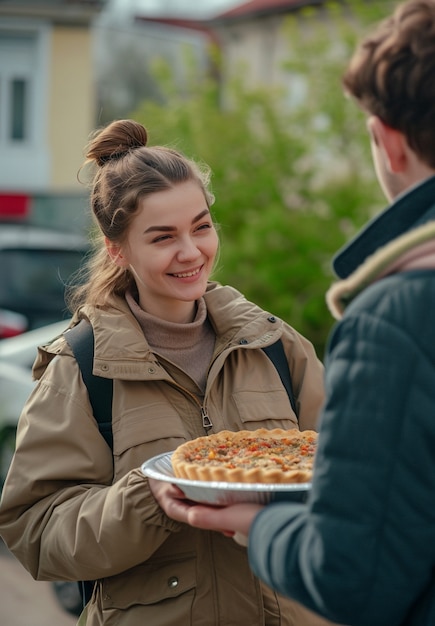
[0,249,82,301]
[0,246,86,330]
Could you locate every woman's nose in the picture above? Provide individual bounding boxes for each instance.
[177,237,201,261]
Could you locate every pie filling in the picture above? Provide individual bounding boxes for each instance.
[171,428,318,484]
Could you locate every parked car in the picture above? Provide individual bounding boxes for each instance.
[0,360,34,485]
[0,223,89,338]
[0,319,71,487]
[0,318,70,374]
[0,308,28,338]
[0,319,83,618]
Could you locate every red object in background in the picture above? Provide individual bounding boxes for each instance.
[0,309,28,339]
[0,194,30,220]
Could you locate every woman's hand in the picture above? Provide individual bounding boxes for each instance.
[148,477,264,540]
[148,478,195,524]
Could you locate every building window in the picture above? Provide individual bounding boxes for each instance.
[0,24,49,190]
[11,78,27,141]
[0,31,36,146]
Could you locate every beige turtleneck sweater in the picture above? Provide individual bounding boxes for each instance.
[126,291,216,392]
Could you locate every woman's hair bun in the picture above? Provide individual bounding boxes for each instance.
[86,119,148,167]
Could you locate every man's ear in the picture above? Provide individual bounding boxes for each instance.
[367,116,408,173]
[105,237,128,267]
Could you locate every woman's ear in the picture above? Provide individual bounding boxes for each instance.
[105,237,128,267]
[367,116,408,173]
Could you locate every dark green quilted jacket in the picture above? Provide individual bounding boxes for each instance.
[248,176,435,626]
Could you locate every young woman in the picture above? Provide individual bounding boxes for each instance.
[0,119,329,626]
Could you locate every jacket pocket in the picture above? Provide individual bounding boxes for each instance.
[231,389,298,429]
[100,555,196,625]
[113,401,187,457]
[112,401,188,481]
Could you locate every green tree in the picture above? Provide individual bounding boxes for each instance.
[132,1,392,358]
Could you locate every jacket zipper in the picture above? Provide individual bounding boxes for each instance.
[201,406,213,431]
[168,380,213,434]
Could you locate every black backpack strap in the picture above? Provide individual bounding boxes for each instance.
[64,320,113,449]
[64,320,113,609]
[262,339,297,417]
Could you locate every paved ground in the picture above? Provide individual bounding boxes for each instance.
[0,539,77,626]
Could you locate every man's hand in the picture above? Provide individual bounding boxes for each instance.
[186,502,264,538]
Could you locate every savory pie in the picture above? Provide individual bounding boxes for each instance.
[171,428,317,484]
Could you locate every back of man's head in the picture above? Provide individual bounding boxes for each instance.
[343,0,435,168]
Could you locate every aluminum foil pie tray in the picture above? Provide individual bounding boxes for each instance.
[141,451,311,505]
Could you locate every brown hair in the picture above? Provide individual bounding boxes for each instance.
[342,0,435,167]
[67,119,215,311]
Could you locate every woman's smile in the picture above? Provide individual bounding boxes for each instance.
[170,265,203,280]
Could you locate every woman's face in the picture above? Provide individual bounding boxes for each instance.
[109,180,219,323]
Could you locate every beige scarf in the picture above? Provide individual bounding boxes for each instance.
[327,221,435,320]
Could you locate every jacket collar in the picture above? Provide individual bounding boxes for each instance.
[332,175,435,280]
[327,220,435,320]
[76,283,282,376]
[204,281,282,346]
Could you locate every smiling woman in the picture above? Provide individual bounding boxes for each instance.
[105,181,219,323]
[0,119,327,626]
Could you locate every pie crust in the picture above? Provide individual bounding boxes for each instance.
[171,428,318,484]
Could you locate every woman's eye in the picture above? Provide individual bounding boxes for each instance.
[152,234,172,243]
[196,223,212,232]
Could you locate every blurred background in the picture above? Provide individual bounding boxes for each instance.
[0,0,396,354]
[0,0,394,619]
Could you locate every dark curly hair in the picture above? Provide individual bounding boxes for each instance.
[343,0,435,167]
